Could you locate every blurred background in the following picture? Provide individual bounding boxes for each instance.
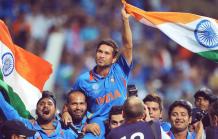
[1,0,218,112]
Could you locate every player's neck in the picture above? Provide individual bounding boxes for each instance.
[72,118,83,125]
[96,65,111,77]
[38,118,56,134]
[172,128,188,139]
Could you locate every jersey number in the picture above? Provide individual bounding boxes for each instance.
[121,132,144,139]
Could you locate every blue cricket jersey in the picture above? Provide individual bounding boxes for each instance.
[73,55,131,120]
[167,129,196,139]
[161,121,171,132]
[72,111,92,132]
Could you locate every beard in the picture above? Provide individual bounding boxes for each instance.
[98,64,112,69]
[70,111,86,124]
[95,58,113,68]
[36,110,55,124]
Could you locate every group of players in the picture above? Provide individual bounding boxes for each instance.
[1,8,218,139]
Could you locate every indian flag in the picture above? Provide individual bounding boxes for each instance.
[122,0,218,62]
[0,20,52,118]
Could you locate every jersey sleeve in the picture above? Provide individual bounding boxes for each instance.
[161,126,171,139]
[72,78,81,90]
[72,77,88,96]
[116,54,132,77]
[0,91,30,125]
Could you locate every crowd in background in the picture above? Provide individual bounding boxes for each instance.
[1,0,218,115]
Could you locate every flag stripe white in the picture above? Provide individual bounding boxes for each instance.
[139,17,218,53]
[0,41,41,116]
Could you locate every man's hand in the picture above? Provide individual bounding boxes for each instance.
[143,104,152,122]
[121,7,130,20]
[195,121,205,139]
[61,111,72,126]
[83,123,100,136]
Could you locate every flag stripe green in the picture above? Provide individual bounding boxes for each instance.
[0,71,31,118]
[198,50,218,62]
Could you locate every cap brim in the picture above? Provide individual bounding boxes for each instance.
[21,129,36,137]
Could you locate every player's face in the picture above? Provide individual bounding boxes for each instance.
[195,96,210,111]
[170,106,191,132]
[109,114,124,129]
[144,101,162,120]
[36,98,56,122]
[67,93,87,121]
[96,44,116,67]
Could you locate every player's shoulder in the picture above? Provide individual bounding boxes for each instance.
[77,71,90,81]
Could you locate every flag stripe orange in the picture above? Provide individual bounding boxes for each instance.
[124,1,202,25]
[15,45,52,91]
[0,20,52,91]
[0,21,15,53]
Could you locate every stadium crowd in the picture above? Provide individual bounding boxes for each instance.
[0,0,218,138]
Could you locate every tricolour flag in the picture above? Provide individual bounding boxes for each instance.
[121,0,218,62]
[0,20,52,118]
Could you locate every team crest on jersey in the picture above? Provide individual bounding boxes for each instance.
[92,83,99,90]
[92,83,100,95]
[110,76,115,83]
[1,52,14,76]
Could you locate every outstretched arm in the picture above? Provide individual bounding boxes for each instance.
[121,8,133,65]
[0,91,28,124]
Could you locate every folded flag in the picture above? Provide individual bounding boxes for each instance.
[121,0,218,62]
[0,20,52,118]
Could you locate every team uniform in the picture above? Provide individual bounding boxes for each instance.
[71,112,92,132]
[0,92,77,139]
[106,121,170,139]
[62,112,92,138]
[167,130,196,139]
[161,121,171,132]
[73,55,132,138]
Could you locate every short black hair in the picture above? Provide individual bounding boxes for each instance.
[143,93,163,111]
[194,87,215,103]
[66,89,86,104]
[96,39,119,57]
[37,91,56,106]
[168,100,192,117]
[109,106,123,120]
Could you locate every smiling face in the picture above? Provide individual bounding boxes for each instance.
[67,92,87,123]
[170,106,192,132]
[36,98,56,123]
[195,96,210,111]
[95,44,117,68]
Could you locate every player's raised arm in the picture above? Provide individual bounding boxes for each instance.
[121,8,133,65]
